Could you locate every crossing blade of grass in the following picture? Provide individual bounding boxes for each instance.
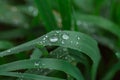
[0,31,101,80]
[102,61,120,80]
[57,0,71,30]
[34,0,58,32]
[0,58,84,80]
[76,13,120,38]
[30,48,42,59]
[0,72,65,80]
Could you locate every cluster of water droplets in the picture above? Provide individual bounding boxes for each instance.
[34,61,46,68]
[49,31,70,45]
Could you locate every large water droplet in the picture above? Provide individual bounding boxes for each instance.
[62,34,69,40]
[49,37,58,42]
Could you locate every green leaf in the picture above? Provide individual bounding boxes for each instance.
[0,31,101,80]
[75,13,120,38]
[0,72,65,80]
[30,48,42,59]
[57,0,71,30]
[0,58,84,80]
[73,0,94,12]
[34,0,58,31]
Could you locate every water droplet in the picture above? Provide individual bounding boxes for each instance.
[61,41,65,44]
[63,48,67,52]
[34,62,39,66]
[43,37,46,40]
[49,37,58,42]
[78,37,80,40]
[45,35,48,38]
[7,50,11,53]
[76,42,79,45]
[62,34,69,40]
[70,41,73,43]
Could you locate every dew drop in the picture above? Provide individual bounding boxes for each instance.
[49,37,58,42]
[56,31,61,34]
[76,42,79,45]
[34,62,39,66]
[45,35,48,38]
[7,50,11,53]
[62,34,69,40]
[61,41,65,44]
[78,37,80,40]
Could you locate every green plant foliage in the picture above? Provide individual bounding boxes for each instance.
[0,0,120,80]
[34,0,58,31]
[0,31,100,80]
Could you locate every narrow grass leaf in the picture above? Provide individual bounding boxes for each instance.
[76,13,120,38]
[0,58,84,80]
[0,72,65,80]
[0,31,101,80]
[30,48,42,59]
[57,0,71,30]
[34,0,58,31]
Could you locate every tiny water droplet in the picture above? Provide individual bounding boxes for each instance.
[78,37,80,40]
[76,42,79,45]
[62,34,69,40]
[7,50,11,53]
[45,35,48,38]
[43,37,46,40]
[49,37,58,42]
[56,31,60,33]
[34,62,39,66]
[61,41,65,44]
[70,41,73,43]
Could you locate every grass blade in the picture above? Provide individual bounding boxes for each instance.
[0,31,101,80]
[57,0,71,30]
[0,72,65,80]
[30,48,42,59]
[34,0,58,31]
[76,13,120,38]
[0,58,84,80]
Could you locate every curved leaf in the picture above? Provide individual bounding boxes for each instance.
[0,31,101,80]
[0,58,84,80]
